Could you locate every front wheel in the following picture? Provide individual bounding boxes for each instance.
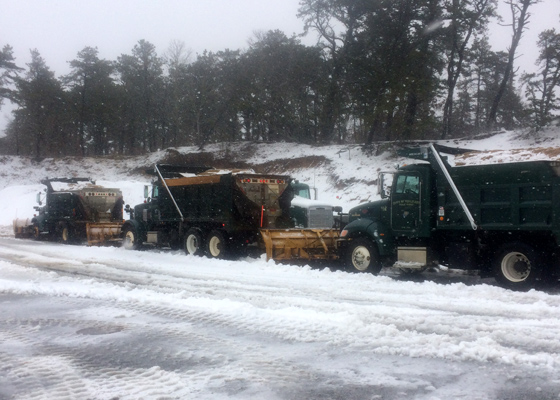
[184,228,204,256]
[492,243,541,290]
[58,223,72,244]
[32,225,41,240]
[206,230,228,259]
[344,238,382,274]
[122,226,141,250]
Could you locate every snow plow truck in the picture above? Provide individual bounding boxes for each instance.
[13,178,124,245]
[121,164,343,261]
[121,165,296,257]
[264,143,560,290]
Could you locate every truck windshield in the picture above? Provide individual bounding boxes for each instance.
[394,174,419,195]
[295,188,310,199]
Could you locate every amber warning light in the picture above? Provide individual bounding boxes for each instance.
[240,178,285,184]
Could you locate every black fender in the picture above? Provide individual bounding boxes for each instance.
[340,218,394,257]
[31,214,47,233]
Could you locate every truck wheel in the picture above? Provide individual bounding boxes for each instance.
[345,238,382,274]
[122,227,141,250]
[493,243,541,290]
[184,228,204,256]
[58,223,72,244]
[33,225,41,240]
[207,230,228,259]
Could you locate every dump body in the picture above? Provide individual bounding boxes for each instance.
[163,171,293,230]
[122,165,293,257]
[15,179,124,245]
[437,161,559,234]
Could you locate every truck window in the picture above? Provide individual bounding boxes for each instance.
[394,175,420,195]
[296,188,310,199]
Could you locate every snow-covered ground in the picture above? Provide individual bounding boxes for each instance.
[1,237,560,399]
[2,127,560,399]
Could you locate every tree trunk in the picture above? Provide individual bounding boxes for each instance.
[486,0,533,130]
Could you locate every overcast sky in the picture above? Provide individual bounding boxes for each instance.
[1,0,559,133]
[0,0,309,76]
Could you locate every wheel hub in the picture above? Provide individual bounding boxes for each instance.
[513,260,528,274]
[502,252,531,282]
[352,248,370,270]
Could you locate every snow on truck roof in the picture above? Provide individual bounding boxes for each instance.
[290,195,333,209]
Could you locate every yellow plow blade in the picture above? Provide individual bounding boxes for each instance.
[87,223,123,246]
[260,229,340,261]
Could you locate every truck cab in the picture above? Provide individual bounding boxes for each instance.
[124,181,184,249]
[290,180,342,229]
[339,163,434,272]
[386,164,435,239]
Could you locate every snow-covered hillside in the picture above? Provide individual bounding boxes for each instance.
[2,126,560,228]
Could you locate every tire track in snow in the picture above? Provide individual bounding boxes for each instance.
[2,237,560,370]
[0,296,320,399]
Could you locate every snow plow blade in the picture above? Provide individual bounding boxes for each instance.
[13,218,35,239]
[86,223,123,246]
[260,229,340,261]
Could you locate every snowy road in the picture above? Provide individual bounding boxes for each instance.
[1,234,560,399]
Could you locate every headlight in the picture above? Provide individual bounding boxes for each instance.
[340,229,348,237]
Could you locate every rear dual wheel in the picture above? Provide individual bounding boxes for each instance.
[184,228,204,256]
[207,230,228,259]
[493,243,541,290]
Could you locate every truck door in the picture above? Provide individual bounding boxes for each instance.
[391,173,422,235]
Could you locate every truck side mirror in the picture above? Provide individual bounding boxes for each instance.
[378,172,392,199]
[333,206,343,213]
[143,185,149,199]
[36,192,42,205]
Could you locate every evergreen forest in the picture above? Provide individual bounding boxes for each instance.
[0,0,559,157]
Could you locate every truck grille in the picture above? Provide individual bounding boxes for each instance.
[308,207,334,228]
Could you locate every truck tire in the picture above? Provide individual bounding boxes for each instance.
[184,228,204,256]
[207,230,228,259]
[492,243,541,290]
[58,223,72,244]
[345,238,382,274]
[33,225,40,240]
[122,227,141,250]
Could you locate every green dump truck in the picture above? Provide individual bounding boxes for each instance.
[121,164,293,258]
[262,144,560,289]
[337,143,560,289]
